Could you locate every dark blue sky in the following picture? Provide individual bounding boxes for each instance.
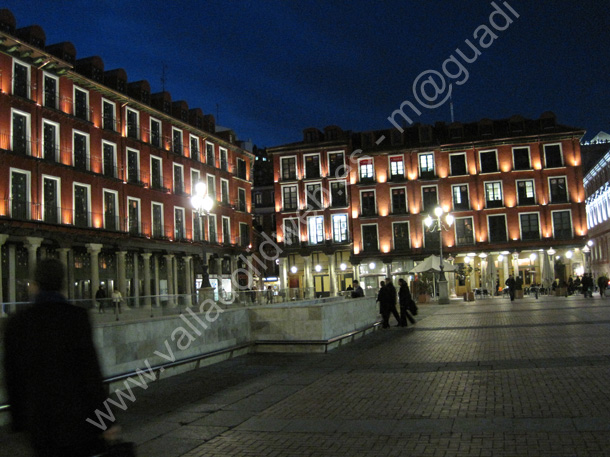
[4,1,609,147]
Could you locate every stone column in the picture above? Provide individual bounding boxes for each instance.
[503,256,510,283]
[8,244,16,304]
[328,253,338,296]
[279,258,288,291]
[24,236,44,280]
[173,255,179,304]
[0,235,8,314]
[133,253,140,307]
[512,253,520,278]
[57,247,71,296]
[353,263,361,282]
[141,253,152,308]
[116,251,127,303]
[385,262,392,278]
[164,254,175,307]
[86,243,103,300]
[303,255,312,298]
[153,254,160,307]
[184,255,193,306]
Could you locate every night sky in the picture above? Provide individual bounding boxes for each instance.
[3,1,609,147]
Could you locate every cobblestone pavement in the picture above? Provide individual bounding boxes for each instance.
[4,295,610,456]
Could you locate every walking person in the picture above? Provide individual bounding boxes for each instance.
[112,287,123,314]
[398,278,416,326]
[95,284,106,313]
[379,277,400,328]
[3,258,120,457]
[598,275,608,298]
[505,274,516,302]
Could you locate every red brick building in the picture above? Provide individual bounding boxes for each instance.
[0,10,253,306]
[269,114,588,297]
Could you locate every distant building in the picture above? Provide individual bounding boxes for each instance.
[269,114,588,297]
[0,9,254,305]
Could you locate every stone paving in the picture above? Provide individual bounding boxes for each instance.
[4,295,610,456]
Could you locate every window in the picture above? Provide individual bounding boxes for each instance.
[124,107,139,139]
[43,73,58,109]
[424,221,440,249]
[220,179,229,204]
[206,142,215,166]
[516,180,536,205]
[152,202,164,238]
[422,186,438,213]
[328,152,345,177]
[330,181,347,207]
[485,181,503,208]
[549,177,568,203]
[13,60,29,99]
[103,189,118,231]
[488,215,507,243]
[172,127,183,155]
[393,222,410,250]
[455,217,474,245]
[126,148,140,184]
[151,156,163,190]
[74,87,89,121]
[102,141,117,178]
[11,109,30,155]
[43,176,60,224]
[519,213,540,240]
[239,223,250,247]
[419,153,435,178]
[102,99,116,131]
[42,120,59,162]
[452,184,470,211]
[220,148,228,171]
[73,131,89,171]
[191,169,201,195]
[193,210,202,242]
[450,153,467,176]
[10,169,30,220]
[391,188,407,214]
[332,214,348,243]
[480,150,498,173]
[127,198,141,235]
[237,188,246,212]
[73,183,90,227]
[513,147,530,170]
[173,164,184,194]
[308,216,324,245]
[359,158,374,181]
[360,190,376,217]
[361,225,379,252]
[552,210,572,240]
[208,214,217,243]
[282,185,298,211]
[222,216,231,244]
[254,192,262,205]
[236,158,247,180]
[389,156,405,180]
[284,218,300,246]
[543,144,563,168]
[150,118,161,148]
[306,183,322,209]
[304,154,321,179]
[174,207,186,240]
[207,175,216,200]
[281,156,297,180]
[190,135,200,161]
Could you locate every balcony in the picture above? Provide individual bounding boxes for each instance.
[419,171,437,180]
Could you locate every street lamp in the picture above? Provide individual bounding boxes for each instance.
[424,206,454,304]
[583,241,592,275]
[191,182,214,288]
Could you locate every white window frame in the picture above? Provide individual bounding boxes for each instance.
[222,215,231,244]
[484,180,503,207]
[190,134,200,160]
[192,209,203,242]
[543,143,564,169]
[331,213,349,243]
[127,196,142,234]
[239,222,250,247]
[512,145,531,170]
[72,129,90,170]
[358,157,374,180]
[283,217,300,245]
[101,97,116,131]
[281,184,298,211]
[392,221,411,250]
[220,178,230,203]
[73,86,90,121]
[174,206,186,240]
[551,209,573,239]
[43,72,59,109]
[454,216,475,246]
[329,179,347,207]
[418,152,435,175]
[150,155,163,189]
[516,179,536,204]
[151,201,164,238]
[307,215,325,245]
[420,185,439,212]
[205,141,216,166]
[389,155,405,178]
[208,213,217,243]
[236,157,247,180]
[479,149,499,174]
[449,152,468,176]
[102,188,118,230]
[359,188,377,215]
[548,175,569,203]
[42,175,61,224]
[518,211,541,241]
[126,147,140,182]
[451,183,470,210]
[280,155,297,180]
[12,58,31,99]
[191,169,201,195]
[303,153,322,179]
[305,181,323,209]
[42,119,60,162]
[238,187,246,211]
[220,147,229,171]
[10,167,31,218]
[327,150,345,178]
[173,163,184,194]
[207,174,216,199]
[149,116,162,147]
[101,140,117,177]
[125,106,139,139]
[390,186,408,213]
[361,223,379,251]
[73,182,91,227]
[11,108,31,155]
[172,126,183,155]
[486,214,508,243]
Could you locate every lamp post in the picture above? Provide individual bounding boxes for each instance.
[424,206,454,304]
[191,182,214,289]
[583,240,593,276]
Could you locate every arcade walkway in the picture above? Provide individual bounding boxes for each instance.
[3,294,610,456]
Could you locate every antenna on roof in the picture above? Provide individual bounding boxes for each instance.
[450,96,455,123]
[161,63,168,92]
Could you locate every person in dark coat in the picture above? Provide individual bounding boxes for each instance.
[379,277,400,328]
[95,285,106,313]
[505,274,516,301]
[351,280,364,298]
[3,258,118,457]
[398,278,416,327]
[598,275,608,298]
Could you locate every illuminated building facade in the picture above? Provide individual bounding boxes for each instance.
[0,10,253,305]
[270,114,588,296]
